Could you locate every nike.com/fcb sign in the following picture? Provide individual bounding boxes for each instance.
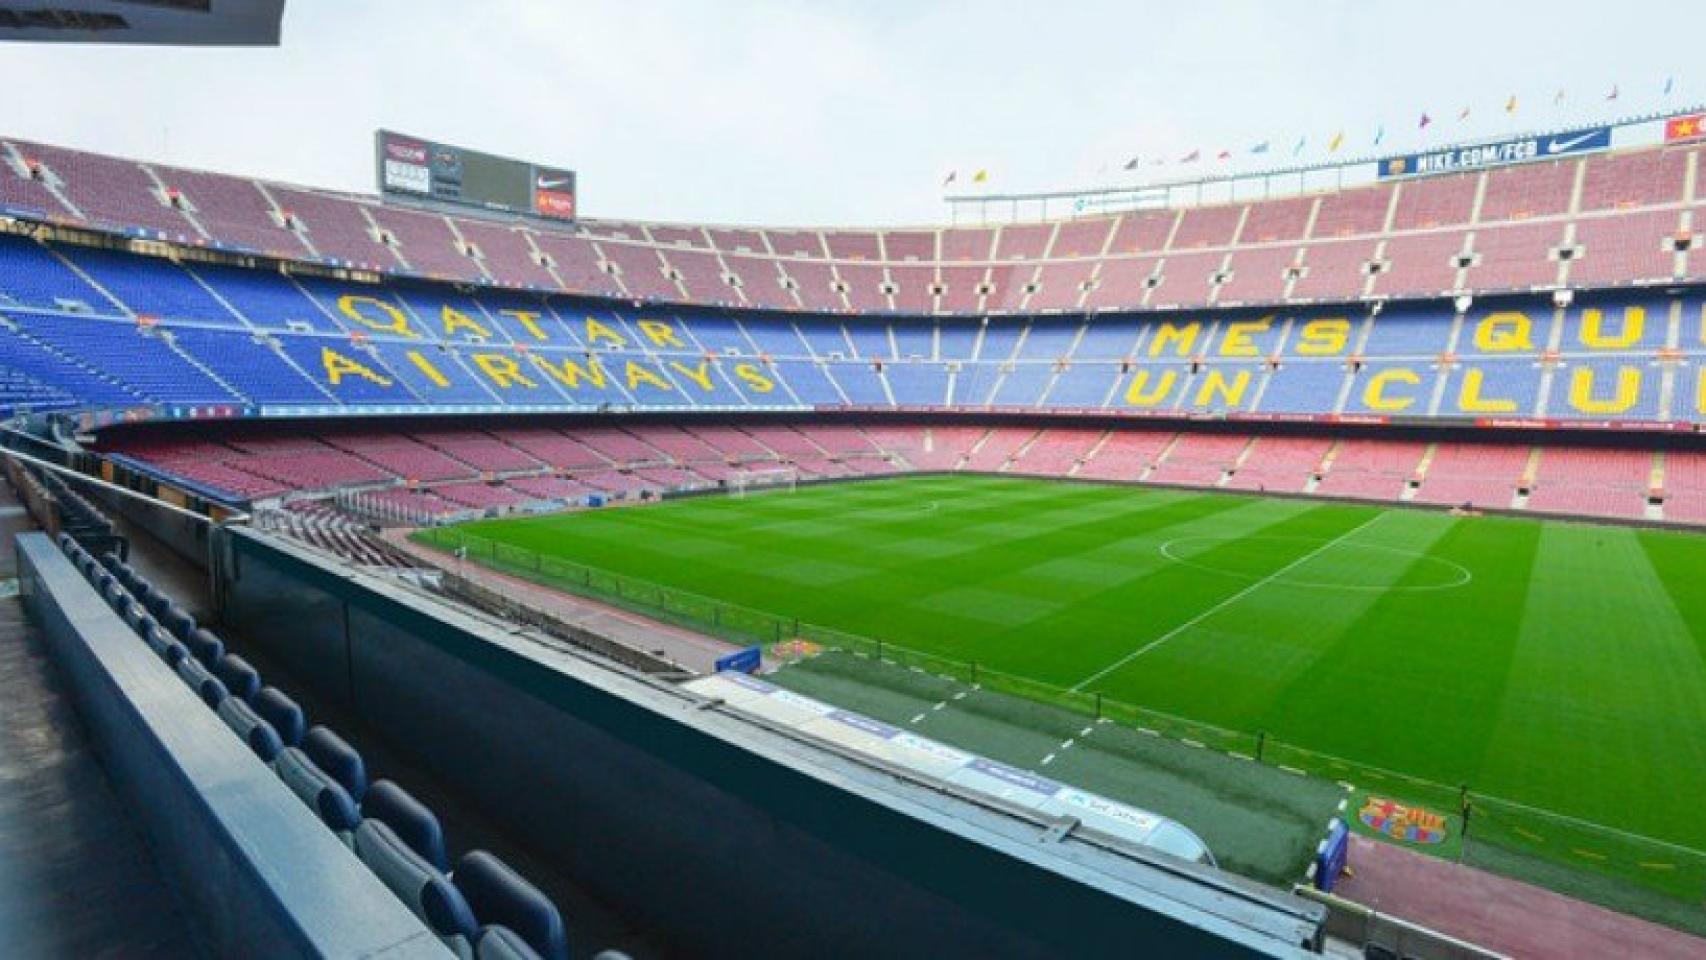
[1378,126,1611,179]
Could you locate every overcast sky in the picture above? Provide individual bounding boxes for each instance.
[1,0,1701,227]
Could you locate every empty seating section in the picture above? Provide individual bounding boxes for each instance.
[1147,433,1248,486]
[366,205,483,282]
[1662,451,1706,522]
[1467,221,1565,291]
[52,525,575,960]
[1312,186,1392,238]
[1569,211,1682,287]
[1171,205,1243,249]
[1216,245,1296,305]
[1391,174,1477,230]
[603,244,680,302]
[12,140,197,238]
[1314,439,1424,500]
[1413,442,1530,507]
[1225,436,1331,492]
[329,434,477,482]
[268,187,398,271]
[151,164,307,257]
[1076,430,1173,481]
[1290,239,1376,302]
[421,430,542,473]
[1478,161,1575,222]
[0,235,119,311]
[1050,219,1113,258]
[61,244,236,322]
[1579,148,1688,210]
[166,326,331,404]
[1374,232,1466,298]
[530,234,623,298]
[1,135,1696,319]
[12,314,237,404]
[1149,251,1222,309]
[458,220,558,290]
[1238,196,1312,244]
[0,143,73,217]
[187,262,338,331]
[1526,446,1654,517]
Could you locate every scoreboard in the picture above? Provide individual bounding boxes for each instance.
[375,130,576,221]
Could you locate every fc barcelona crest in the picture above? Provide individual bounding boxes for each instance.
[1359,795,1447,845]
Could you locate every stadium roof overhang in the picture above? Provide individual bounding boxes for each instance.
[0,1,284,46]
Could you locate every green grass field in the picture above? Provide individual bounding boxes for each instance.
[434,475,1706,876]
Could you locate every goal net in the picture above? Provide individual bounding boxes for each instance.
[729,467,798,498]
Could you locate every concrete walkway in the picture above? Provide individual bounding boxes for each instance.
[386,530,748,675]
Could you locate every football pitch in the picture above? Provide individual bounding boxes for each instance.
[435,474,1706,861]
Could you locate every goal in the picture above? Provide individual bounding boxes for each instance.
[729,467,798,497]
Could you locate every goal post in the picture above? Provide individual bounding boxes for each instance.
[729,467,798,498]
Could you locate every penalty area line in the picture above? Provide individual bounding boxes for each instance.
[1069,512,1386,692]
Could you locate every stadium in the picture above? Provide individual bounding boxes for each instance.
[4,3,1706,958]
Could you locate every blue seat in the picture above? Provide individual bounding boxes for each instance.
[159,639,191,669]
[144,591,173,620]
[364,780,449,871]
[303,726,368,804]
[272,748,361,843]
[354,818,479,956]
[141,625,176,659]
[475,926,545,960]
[185,627,225,667]
[175,656,228,708]
[217,696,285,763]
[215,654,261,703]
[252,687,305,747]
[127,609,158,637]
[453,852,568,960]
[161,604,197,641]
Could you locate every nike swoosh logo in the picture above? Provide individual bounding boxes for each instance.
[1546,132,1597,154]
[537,177,569,189]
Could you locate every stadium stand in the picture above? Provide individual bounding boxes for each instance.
[0,136,1700,315]
[47,522,574,959]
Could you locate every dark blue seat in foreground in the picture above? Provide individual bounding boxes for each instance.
[454,851,568,960]
[355,817,480,957]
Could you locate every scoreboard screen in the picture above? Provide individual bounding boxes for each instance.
[376,130,576,221]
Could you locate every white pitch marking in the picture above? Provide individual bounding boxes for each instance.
[1070,513,1385,691]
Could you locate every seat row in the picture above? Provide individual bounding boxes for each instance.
[40,467,125,558]
[56,531,598,960]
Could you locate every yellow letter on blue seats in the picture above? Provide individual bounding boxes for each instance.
[1567,365,1640,414]
[441,305,491,340]
[472,353,538,390]
[1456,367,1518,413]
[1295,318,1351,356]
[1123,369,1177,407]
[338,295,416,337]
[1473,312,1533,353]
[321,347,393,387]
[1363,368,1420,412]
[734,363,775,393]
[1578,306,1644,350]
